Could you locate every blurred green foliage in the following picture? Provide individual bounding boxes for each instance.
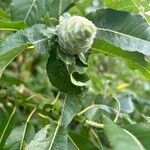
[1,0,150,149]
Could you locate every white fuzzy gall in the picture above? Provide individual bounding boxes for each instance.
[56,16,97,55]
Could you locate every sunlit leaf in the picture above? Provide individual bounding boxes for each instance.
[0,20,27,31]
[103,0,150,25]
[0,7,10,19]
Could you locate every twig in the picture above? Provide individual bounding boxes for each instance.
[113,97,121,123]
[16,84,48,101]
[85,120,104,128]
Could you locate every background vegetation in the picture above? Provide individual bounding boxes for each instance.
[0,0,150,150]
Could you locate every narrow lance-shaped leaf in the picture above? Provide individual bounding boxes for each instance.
[0,107,16,149]
[0,7,10,19]
[20,108,36,150]
[0,20,27,31]
[69,133,100,150]
[69,0,95,16]
[87,9,150,56]
[60,94,82,127]
[4,124,35,150]
[0,24,50,77]
[11,0,77,26]
[123,123,150,150]
[69,0,104,16]
[103,0,150,25]
[103,115,145,150]
[27,122,67,150]
[92,39,150,79]
[103,0,150,13]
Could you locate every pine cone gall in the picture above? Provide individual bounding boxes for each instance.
[56,16,97,55]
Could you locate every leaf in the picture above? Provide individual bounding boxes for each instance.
[4,124,35,150]
[92,39,150,79]
[27,122,67,150]
[103,116,145,150]
[0,24,50,77]
[60,94,82,127]
[0,20,27,31]
[68,136,79,150]
[87,9,150,56]
[0,75,24,86]
[69,0,93,16]
[46,49,86,95]
[103,0,150,25]
[11,0,77,26]
[69,133,100,150]
[130,0,150,25]
[0,45,30,78]
[57,49,90,86]
[0,107,16,149]
[19,108,36,150]
[69,0,104,16]
[123,123,150,150]
[103,0,150,13]
[117,94,134,114]
[0,7,10,19]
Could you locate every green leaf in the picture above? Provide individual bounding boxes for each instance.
[69,133,100,150]
[0,45,30,78]
[103,116,145,150]
[123,123,150,150]
[60,94,82,127]
[103,0,150,13]
[0,75,24,86]
[0,107,16,149]
[27,122,67,150]
[103,0,150,25]
[69,0,104,16]
[87,9,150,56]
[46,49,86,95]
[4,124,35,150]
[0,7,10,19]
[19,108,36,150]
[57,50,90,87]
[92,39,150,79]
[11,0,77,26]
[0,20,27,31]
[117,94,134,114]
[69,0,94,16]
[0,24,50,77]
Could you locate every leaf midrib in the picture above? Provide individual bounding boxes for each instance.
[97,27,150,44]
[48,122,60,150]
[0,107,16,143]
[24,0,37,21]
[131,0,150,25]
